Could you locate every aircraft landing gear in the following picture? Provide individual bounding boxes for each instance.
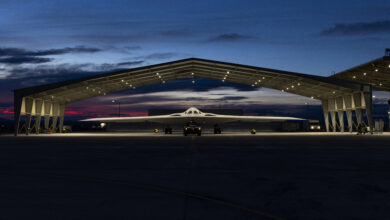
[164,127,173,134]
[214,124,221,134]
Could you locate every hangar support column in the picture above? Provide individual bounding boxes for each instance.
[328,98,337,132]
[353,93,363,126]
[321,100,330,132]
[336,97,344,132]
[24,97,34,135]
[363,86,373,134]
[343,95,353,133]
[43,101,52,133]
[34,99,43,134]
[51,103,59,133]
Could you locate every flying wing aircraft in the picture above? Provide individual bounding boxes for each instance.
[82,107,304,135]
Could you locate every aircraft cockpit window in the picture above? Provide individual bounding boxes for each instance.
[188,111,192,114]
[193,111,198,114]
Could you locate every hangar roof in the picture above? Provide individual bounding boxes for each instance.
[14,58,367,104]
[331,56,390,91]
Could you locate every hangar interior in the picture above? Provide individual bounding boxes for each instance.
[13,56,390,135]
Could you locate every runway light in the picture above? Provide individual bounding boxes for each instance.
[375,69,379,72]
[363,72,367,76]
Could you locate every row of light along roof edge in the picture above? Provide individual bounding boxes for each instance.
[13,57,374,99]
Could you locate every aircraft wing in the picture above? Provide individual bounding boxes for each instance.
[81,114,304,125]
[197,114,304,124]
[81,115,193,124]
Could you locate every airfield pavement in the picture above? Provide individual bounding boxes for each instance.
[0,132,390,220]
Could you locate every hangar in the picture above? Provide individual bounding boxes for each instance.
[13,55,390,136]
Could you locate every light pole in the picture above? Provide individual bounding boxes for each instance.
[112,99,121,117]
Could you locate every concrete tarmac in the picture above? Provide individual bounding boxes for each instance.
[1,132,390,219]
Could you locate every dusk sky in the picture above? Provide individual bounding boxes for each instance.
[1,0,390,119]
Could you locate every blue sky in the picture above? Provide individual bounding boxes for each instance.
[1,0,390,118]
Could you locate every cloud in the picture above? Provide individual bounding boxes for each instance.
[207,33,254,42]
[321,20,390,36]
[135,52,177,60]
[0,46,101,57]
[0,56,52,64]
[117,61,144,66]
[0,46,102,65]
